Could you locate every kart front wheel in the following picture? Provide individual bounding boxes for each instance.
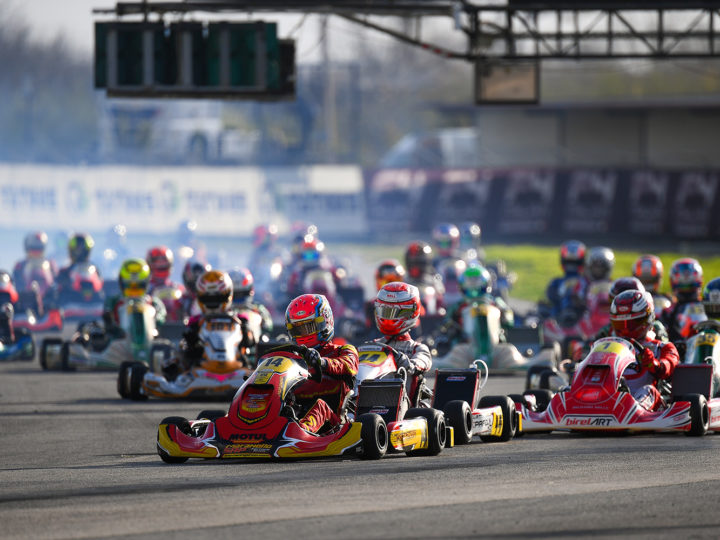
[478,395,518,442]
[158,416,191,464]
[681,394,709,437]
[524,389,554,412]
[117,361,133,399]
[443,400,473,445]
[128,362,149,401]
[405,408,446,457]
[60,342,75,372]
[40,338,61,370]
[357,413,388,460]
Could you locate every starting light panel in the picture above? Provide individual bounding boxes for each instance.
[94,21,295,99]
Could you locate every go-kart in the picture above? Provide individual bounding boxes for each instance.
[119,313,252,400]
[433,359,521,444]
[515,336,720,435]
[40,297,162,371]
[671,301,708,341]
[156,344,389,463]
[682,319,720,398]
[354,343,448,455]
[432,299,557,374]
[0,328,35,361]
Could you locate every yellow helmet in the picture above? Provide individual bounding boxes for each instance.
[118,258,150,298]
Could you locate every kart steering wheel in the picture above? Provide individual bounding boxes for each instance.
[628,338,646,371]
[261,343,323,382]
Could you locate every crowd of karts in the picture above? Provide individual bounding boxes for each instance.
[3,225,720,465]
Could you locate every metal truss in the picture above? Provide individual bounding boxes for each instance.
[98,1,720,60]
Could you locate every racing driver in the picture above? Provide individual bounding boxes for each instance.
[285,293,358,434]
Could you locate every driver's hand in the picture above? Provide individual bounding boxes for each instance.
[640,348,665,376]
[304,347,325,373]
[396,352,415,374]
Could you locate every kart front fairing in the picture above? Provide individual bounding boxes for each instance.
[521,337,693,433]
[0,334,34,360]
[157,350,364,459]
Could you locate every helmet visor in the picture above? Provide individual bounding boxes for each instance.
[287,317,324,338]
[124,283,146,298]
[375,305,415,320]
[199,292,229,310]
[610,317,648,339]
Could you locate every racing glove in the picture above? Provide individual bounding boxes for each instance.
[395,351,415,375]
[304,346,326,373]
[640,348,666,378]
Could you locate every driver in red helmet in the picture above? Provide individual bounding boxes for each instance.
[285,293,358,434]
[366,282,432,406]
[609,290,679,411]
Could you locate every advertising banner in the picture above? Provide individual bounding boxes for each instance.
[670,172,719,239]
[496,169,557,234]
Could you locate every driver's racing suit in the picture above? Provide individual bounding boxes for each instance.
[367,332,432,405]
[295,342,358,433]
[622,335,679,411]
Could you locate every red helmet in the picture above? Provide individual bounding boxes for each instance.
[299,237,324,266]
[669,258,703,301]
[182,260,211,294]
[374,282,421,336]
[196,270,233,314]
[375,259,406,291]
[560,240,586,275]
[253,224,278,248]
[609,276,645,302]
[285,294,334,348]
[632,254,663,293]
[610,289,654,341]
[404,241,434,280]
[432,223,460,258]
[146,246,174,282]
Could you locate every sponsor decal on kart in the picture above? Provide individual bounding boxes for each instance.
[229,432,267,441]
[358,351,388,366]
[446,376,466,382]
[698,334,718,346]
[241,392,270,413]
[710,413,720,425]
[563,415,616,427]
[472,414,493,434]
[370,407,389,414]
[223,443,273,457]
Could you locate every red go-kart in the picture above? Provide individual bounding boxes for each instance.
[516,337,719,436]
[157,344,388,463]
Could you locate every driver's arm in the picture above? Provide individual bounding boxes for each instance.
[320,344,359,379]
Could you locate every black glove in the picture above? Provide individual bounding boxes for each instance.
[304,346,325,373]
[395,351,415,374]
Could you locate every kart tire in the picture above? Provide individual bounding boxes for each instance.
[524,389,554,412]
[478,395,517,442]
[681,394,709,437]
[117,361,134,399]
[15,329,35,361]
[60,342,75,372]
[357,413,388,460]
[197,410,227,422]
[40,338,61,370]
[158,416,191,464]
[405,408,446,456]
[128,362,149,401]
[443,400,473,445]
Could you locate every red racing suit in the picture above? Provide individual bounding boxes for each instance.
[295,342,358,433]
[622,334,679,411]
[369,332,432,405]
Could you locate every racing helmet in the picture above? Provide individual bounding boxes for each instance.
[375,259,406,291]
[610,289,655,341]
[459,264,492,299]
[670,258,703,302]
[68,233,94,264]
[432,223,460,258]
[182,260,211,294]
[702,278,720,320]
[196,270,233,315]
[404,241,434,280]
[609,277,646,302]
[458,222,481,250]
[586,246,615,281]
[374,282,421,336]
[632,254,663,294]
[24,231,48,258]
[118,258,150,298]
[299,237,324,267]
[285,293,334,348]
[560,240,586,275]
[253,224,278,249]
[146,246,174,283]
[228,267,254,303]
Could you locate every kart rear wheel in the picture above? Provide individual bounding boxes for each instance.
[681,394,709,437]
[197,410,227,422]
[17,330,35,361]
[478,395,518,442]
[405,408,446,456]
[524,389,554,412]
[128,362,149,401]
[443,400,473,445]
[357,413,388,460]
[158,416,191,464]
[40,338,61,370]
[60,342,75,372]
[117,361,133,399]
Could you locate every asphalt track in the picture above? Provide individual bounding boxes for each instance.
[3,356,720,540]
